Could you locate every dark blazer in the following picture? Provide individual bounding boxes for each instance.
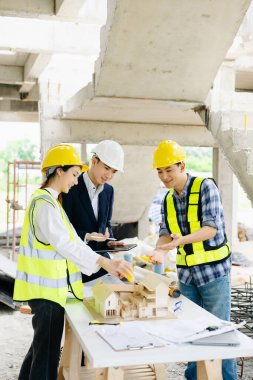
[62,174,114,282]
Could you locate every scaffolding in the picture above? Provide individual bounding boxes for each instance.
[6,160,41,261]
[231,279,253,378]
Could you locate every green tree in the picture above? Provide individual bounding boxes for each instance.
[0,139,39,174]
[185,147,212,173]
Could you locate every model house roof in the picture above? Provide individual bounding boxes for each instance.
[140,273,168,291]
[93,281,118,302]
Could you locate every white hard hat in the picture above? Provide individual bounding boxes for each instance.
[92,140,124,172]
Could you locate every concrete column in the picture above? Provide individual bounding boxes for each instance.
[212,62,236,112]
[138,206,149,240]
[39,80,63,159]
[80,143,88,164]
[213,147,238,248]
[111,145,160,232]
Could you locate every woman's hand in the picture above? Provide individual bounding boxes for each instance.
[97,256,134,281]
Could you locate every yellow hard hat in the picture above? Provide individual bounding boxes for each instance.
[152,140,186,169]
[41,143,89,174]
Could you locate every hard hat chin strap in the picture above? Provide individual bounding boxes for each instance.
[46,166,60,178]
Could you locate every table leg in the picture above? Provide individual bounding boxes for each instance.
[106,367,124,380]
[58,319,82,380]
[197,359,222,380]
[58,319,71,379]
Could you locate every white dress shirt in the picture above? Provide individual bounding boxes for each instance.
[32,187,100,276]
[83,172,104,220]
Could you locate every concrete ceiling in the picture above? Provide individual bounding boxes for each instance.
[62,0,251,127]
[0,0,106,121]
[0,0,251,128]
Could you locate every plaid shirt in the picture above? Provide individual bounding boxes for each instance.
[159,174,231,287]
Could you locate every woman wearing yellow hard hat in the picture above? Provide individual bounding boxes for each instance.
[13,143,133,380]
[149,140,236,380]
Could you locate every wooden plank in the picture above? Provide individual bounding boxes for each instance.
[62,367,107,380]
[124,372,156,380]
[125,376,156,380]
[197,359,222,380]
[152,364,167,380]
[58,320,72,380]
[125,368,153,373]
[107,367,124,380]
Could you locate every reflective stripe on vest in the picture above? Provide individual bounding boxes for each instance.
[165,177,230,267]
[13,189,84,307]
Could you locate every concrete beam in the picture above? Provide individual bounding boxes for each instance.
[0,17,100,55]
[235,70,253,92]
[55,0,85,17]
[63,93,205,126]
[27,85,39,101]
[0,0,104,22]
[0,84,38,101]
[0,112,38,122]
[0,99,38,112]
[94,0,251,101]
[40,118,215,147]
[0,65,23,85]
[0,0,54,17]
[0,84,20,100]
[19,54,51,93]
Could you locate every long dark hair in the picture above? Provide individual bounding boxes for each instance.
[40,165,76,203]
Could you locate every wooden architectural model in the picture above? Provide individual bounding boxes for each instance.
[89,273,175,320]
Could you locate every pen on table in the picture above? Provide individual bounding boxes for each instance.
[89,321,120,326]
[89,236,117,241]
[193,325,219,336]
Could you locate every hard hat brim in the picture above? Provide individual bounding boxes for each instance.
[81,164,89,173]
[41,163,89,175]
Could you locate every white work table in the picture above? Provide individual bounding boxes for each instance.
[58,279,253,380]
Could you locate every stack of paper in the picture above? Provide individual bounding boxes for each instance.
[92,322,164,351]
[144,318,245,344]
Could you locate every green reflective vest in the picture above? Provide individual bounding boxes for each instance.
[164,177,230,268]
[13,189,84,308]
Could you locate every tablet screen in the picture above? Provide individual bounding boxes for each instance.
[96,244,137,253]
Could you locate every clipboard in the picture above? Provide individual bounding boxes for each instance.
[96,244,137,253]
[94,323,164,351]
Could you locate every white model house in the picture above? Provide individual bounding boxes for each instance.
[92,273,173,320]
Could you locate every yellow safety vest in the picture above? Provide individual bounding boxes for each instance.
[164,177,230,267]
[13,189,84,308]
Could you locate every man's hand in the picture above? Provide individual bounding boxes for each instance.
[157,233,182,250]
[107,240,124,247]
[146,249,165,264]
[97,256,134,281]
[86,227,110,242]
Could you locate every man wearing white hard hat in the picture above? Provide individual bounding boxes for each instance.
[62,140,124,282]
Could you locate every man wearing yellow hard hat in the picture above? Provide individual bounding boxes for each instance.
[149,140,236,380]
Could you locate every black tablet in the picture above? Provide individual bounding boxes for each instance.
[96,244,137,253]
